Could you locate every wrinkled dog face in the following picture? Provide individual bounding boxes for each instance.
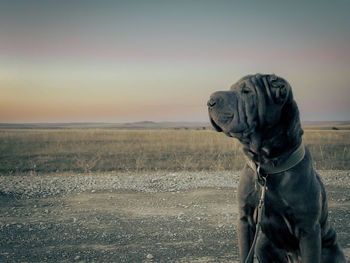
[208,74,291,137]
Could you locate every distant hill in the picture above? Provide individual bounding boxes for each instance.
[0,121,211,130]
[0,121,349,130]
[302,120,350,127]
[302,121,350,130]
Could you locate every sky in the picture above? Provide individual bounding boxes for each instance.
[1,0,349,123]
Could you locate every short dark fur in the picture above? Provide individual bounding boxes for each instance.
[208,74,345,263]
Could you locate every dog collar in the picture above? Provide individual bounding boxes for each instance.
[247,142,305,175]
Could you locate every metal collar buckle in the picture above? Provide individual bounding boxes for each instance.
[256,165,268,187]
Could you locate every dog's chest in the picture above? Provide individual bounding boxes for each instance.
[259,189,299,249]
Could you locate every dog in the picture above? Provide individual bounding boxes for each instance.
[208,74,345,263]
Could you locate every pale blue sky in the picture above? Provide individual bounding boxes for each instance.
[1,0,349,122]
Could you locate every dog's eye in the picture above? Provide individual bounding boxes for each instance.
[242,89,251,94]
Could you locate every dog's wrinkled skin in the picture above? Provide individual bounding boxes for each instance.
[208,74,345,263]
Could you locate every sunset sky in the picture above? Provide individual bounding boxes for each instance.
[1,0,349,123]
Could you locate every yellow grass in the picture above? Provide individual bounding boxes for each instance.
[0,129,349,175]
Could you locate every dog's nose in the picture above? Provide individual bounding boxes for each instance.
[207,98,217,108]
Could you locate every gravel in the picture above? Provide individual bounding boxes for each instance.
[0,170,349,262]
[0,171,240,199]
[0,170,349,199]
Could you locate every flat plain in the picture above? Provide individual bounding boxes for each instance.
[0,128,349,175]
[0,128,349,262]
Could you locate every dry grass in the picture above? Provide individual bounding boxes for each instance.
[0,129,349,175]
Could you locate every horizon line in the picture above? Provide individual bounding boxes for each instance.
[1,120,350,125]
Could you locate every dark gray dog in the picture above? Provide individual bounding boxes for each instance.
[208,74,345,263]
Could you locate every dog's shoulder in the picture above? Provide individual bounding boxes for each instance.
[237,165,260,205]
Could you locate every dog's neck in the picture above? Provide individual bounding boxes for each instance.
[239,99,303,167]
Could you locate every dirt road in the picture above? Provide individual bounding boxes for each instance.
[0,172,349,262]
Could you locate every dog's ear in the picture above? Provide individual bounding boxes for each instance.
[266,74,290,105]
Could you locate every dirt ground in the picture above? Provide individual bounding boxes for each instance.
[0,184,349,262]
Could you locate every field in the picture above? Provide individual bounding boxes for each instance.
[1,129,350,262]
[0,128,349,175]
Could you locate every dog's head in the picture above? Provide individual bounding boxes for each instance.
[208,74,293,138]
